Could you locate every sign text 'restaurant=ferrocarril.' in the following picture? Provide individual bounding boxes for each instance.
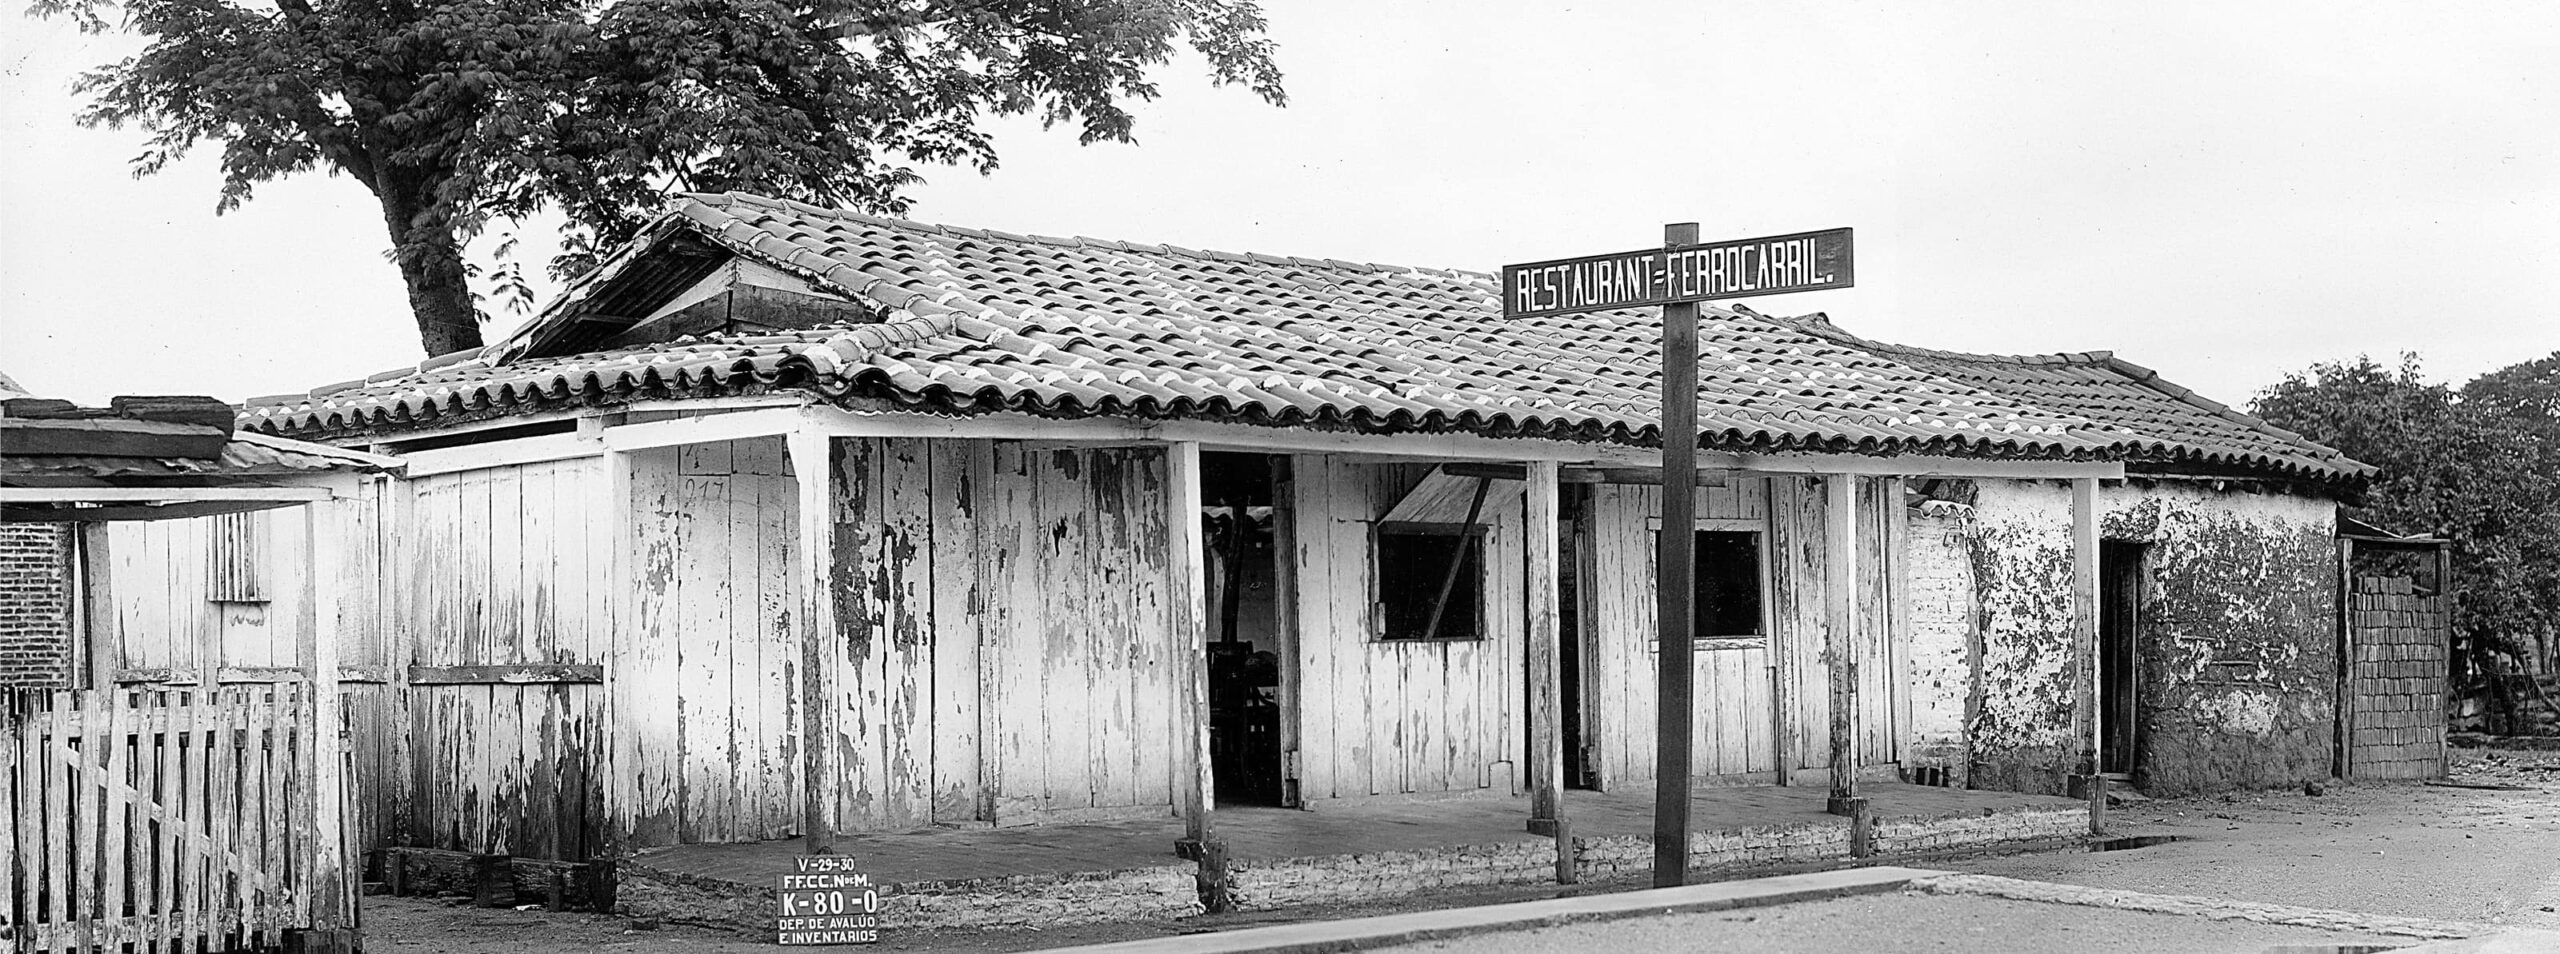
[1500,228,1853,319]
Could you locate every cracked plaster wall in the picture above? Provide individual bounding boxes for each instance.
[1905,481,2337,797]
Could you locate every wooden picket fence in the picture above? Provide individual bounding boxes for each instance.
[2,687,327,953]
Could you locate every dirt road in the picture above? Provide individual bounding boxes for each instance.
[1941,748,2560,930]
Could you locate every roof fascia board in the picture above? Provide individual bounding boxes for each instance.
[795,404,2126,476]
[401,432,606,478]
[1733,453,2124,480]
[0,486,337,504]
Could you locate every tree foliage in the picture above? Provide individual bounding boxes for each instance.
[34,0,1286,355]
[2252,353,2560,677]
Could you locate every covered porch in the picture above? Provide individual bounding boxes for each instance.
[617,779,2085,931]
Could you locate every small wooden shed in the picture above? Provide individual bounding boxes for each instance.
[95,193,2371,870]
[2,389,394,951]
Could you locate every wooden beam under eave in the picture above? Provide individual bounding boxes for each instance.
[788,430,840,854]
[1523,460,1575,882]
[1824,475,1861,816]
[1166,443,1215,841]
[1165,440,1229,908]
[2071,476,2104,834]
[303,498,357,951]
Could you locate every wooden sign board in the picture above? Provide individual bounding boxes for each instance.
[1501,228,1853,319]
[777,856,880,945]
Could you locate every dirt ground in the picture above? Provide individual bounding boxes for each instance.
[361,748,2560,952]
[1941,748,2560,930]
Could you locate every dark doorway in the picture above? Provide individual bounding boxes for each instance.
[2099,540,2145,776]
[1203,452,1286,806]
[1559,487,1596,788]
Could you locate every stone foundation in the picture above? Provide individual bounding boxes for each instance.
[616,805,2089,937]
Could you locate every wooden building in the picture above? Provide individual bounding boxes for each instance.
[92,193,2371,869]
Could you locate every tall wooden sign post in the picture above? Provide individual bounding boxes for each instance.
[1503,225,1853,887]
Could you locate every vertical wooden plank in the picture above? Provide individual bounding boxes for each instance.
[72,690,104,954]
[1525,461,1564,832]
[597,450,635,855]
[1028,450,1088,811]
[749,442,798,839]
[518,463,558,663]
[1094,448,1138,812]
[1266,457,1303,806]
[1283,456,1330,801]
[985,441,1041,825]
[624,450,683,845]
[212,689,246,948]
[2070,477,2103,833]
[832,438,889,832]
[151,691,180,954]
[925,442,982,823]
[1824,474,1858,809]
[725,445,767,836]
[186,691,214,954]
[1165,442,1214,848]
[307,499,356,949]
[1886,477,1913,766]
[43,696,70,952]
[674,448,731,842]
[881,438,935,827]
[4,692,22,954]
[786,432,838,850]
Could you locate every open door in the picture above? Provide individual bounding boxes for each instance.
[2099,540,2145,777]
[1203,452,1288,805]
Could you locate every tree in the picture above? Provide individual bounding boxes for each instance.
[2252,354,2560,681]
[34,0,1287,356]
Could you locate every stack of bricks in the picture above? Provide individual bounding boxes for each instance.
[2349,573,2448,777]
[0,523,73,689]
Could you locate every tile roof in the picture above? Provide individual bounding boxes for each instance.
[243,192,2366,484]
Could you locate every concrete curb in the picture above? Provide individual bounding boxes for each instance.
[2385,927,2560,952]
[1023,866,1945,954]
[1908,873,2486,940]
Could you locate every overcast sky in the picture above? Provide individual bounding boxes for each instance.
[4,0,2554,409]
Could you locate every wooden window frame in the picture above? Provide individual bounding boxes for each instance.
[1646,516,1771,651]
[1371,520,1490,643]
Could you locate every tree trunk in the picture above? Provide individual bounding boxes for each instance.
[376,181,484,357]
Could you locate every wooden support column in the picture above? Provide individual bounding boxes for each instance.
[2434,541,2454,780]
[2071,476,2105,834]
[304,497,357,951]
[1824,475,1864,824]
[76,522,117,691]
[1165,442,1227,908]
[2333,536,2355,780]
[1652,221,1700,888]
[597,451,634,873]
[788,431,840,854]
[1523,461,1575,882]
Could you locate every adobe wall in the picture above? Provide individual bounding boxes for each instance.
[1904,480,2336,797]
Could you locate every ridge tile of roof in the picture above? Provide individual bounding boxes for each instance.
[245,192,2364,484]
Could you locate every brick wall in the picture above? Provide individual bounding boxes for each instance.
[1,523,74,688]
[2346,572,2448,778]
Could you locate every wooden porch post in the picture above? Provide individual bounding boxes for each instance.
[303,496,356,951]
[598,448,635,870]
[1165,441,1226,907]
[1523,460,1574,882]
[789,431,840,854]
[1824,475,1862,820]
[2071,476,2105,834]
